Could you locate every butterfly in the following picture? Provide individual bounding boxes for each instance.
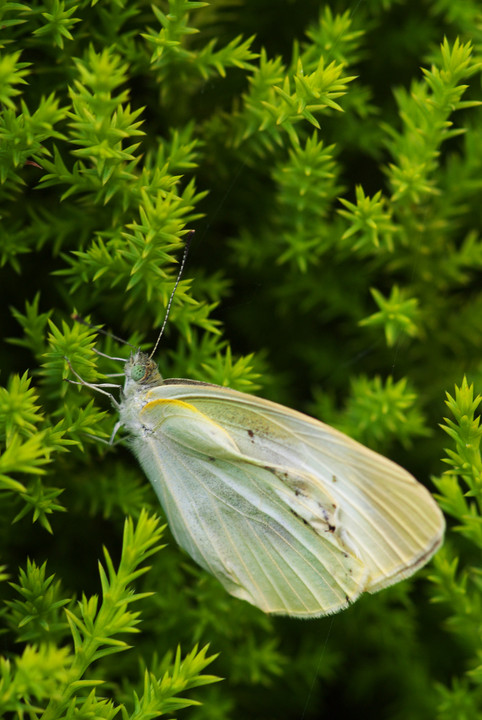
[107,349,443,618]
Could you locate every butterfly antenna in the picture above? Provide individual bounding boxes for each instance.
[71,313,136,351]
[148,230,194,360]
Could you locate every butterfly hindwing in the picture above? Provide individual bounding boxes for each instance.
[131,390,367,616]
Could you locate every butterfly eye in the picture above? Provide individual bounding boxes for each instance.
[131,365,146,382]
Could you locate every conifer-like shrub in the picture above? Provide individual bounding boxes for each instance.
[1,2,481,718]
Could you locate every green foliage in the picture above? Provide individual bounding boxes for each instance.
[1,1,482,719]
[431,379,482,716]
[336,374,429,450]
[5,559,70,644]
[142,0,257,95]
[33,1,81,49]
[360,286,420,346]
[385,38,482,205]
[339,186,396,253]
[0,51,29,109]
[0,512,219,718]
[434,378,482,546]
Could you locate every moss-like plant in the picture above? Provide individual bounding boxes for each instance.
[1,1,482,718]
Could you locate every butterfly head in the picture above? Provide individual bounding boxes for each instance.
[124,351,163,392]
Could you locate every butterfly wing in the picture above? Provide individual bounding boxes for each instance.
[125,381,444,617]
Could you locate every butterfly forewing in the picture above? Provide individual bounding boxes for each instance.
[119,370,444,618]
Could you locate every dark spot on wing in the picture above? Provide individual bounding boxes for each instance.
[318,505,336,532]
[332,475,337,483]
[247,429,254,439]
[261,465,289,482]
[289,508,310,527]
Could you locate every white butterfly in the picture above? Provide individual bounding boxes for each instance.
[113,350,445,618]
